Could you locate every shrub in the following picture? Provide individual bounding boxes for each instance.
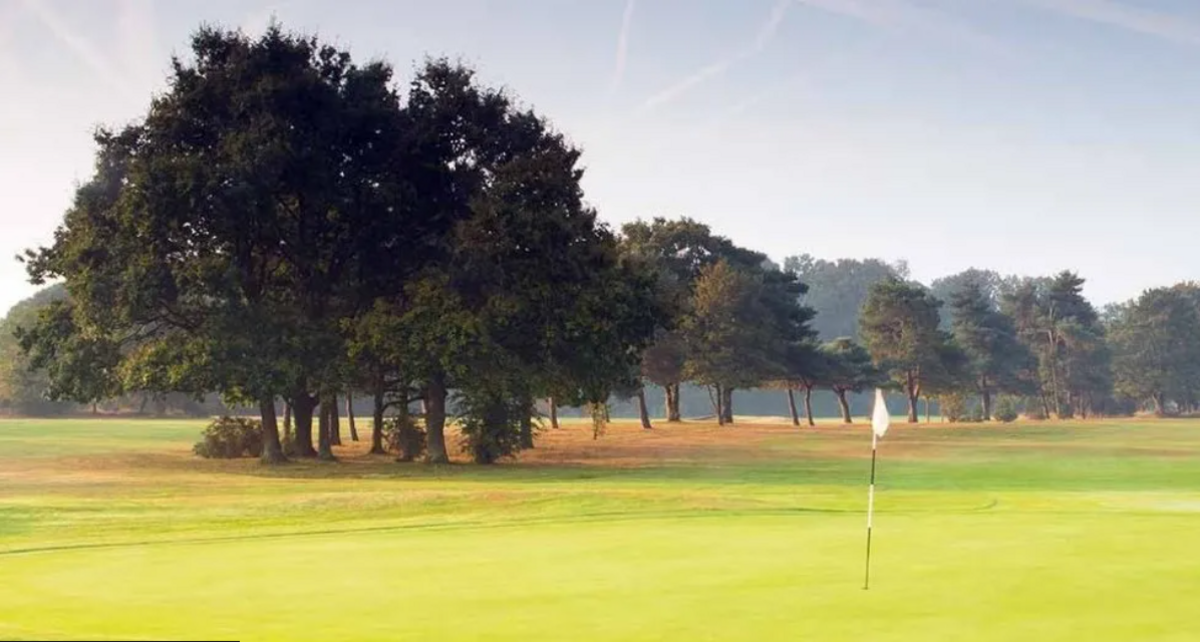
[193,416,263,459]
[964,403,985,423]
[993,397,1019,423]
[281,432,299,458]
[1024,399,1047,421]
[456,388,524,464]
[940,394,967,423]
[385,415,426,462]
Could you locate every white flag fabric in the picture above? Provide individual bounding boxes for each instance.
[871,389,890,438]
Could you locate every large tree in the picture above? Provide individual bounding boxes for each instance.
[783,255,905,340]
[948,279,1034,419]
[622,217,768,422]
[20,26,430,463]
[931,268,1002,330]
[1110,288,1200,415]
[859,279,952,423]
[681,259,812,425]
[1002,272,1111,419]
[0,285,73,416]
[821,337,882,424]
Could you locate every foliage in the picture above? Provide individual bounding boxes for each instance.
[948,278,1035,418]
[455,384,530,464]
[0,285,74,416]
[993,397,1019,423]
[1002,272,1112,419]
[940,393,967,423]
[384,415,427,462]
[859,279,954,421]
[1108,288,1200,415]
[681,260,813,407]
[930,269,1003,329]
[192,417,264,459]
[822,338,883,395]
[783,255,906,340]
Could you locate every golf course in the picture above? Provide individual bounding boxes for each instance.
[1,417,1197,641]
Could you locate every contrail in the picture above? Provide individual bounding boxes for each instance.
[1017,0,1200,46]
[17,0,132,94]
[795,0,1008,57]
[640,0,791,112]
[609,0,637,95]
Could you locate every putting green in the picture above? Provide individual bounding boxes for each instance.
[0,417,1198,641]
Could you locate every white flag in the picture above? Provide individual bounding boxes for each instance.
[871,389,890,438]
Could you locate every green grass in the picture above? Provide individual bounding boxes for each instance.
[1,417,1199,641]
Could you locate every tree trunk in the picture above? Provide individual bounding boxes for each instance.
[370,385,387,455]
[330,395,342,446]
[548,397,560,429]
[906,372,920,423]
[519,394,535,449]
[721,387,734,425]
[424,374,450,464]
[317,395,336,461]
[1049,363,1063,418]
[803,386,816,426]
[603,403,611,423]
[981,385,993,421]
[637,388,652,430]
[835,389,853,424]
[786,388,800,426]
[346,392,359,442]
[666,383,682,422]
[1153,392,1166,417]
[283,402,292,435]
[710,385,725,426]
[259,397,287,464]
[291,393,317,457]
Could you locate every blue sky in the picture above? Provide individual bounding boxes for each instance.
[3,0,1200,314]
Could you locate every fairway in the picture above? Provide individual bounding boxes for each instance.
[1,418,1199,641]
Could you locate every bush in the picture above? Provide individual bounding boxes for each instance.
[940,394,967,423]
[964,403,985,423]
[993,397,1019,423]
[457,388,525,464]
[281,432,299,458]
[1024,399,1047,421]
[193,416,263,459]
[385,415,426,462]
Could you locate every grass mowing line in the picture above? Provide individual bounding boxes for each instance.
[0,499,1004,558]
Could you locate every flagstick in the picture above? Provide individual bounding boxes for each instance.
[863,431,878,590]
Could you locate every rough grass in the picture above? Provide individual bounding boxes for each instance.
[1,416,1199,641]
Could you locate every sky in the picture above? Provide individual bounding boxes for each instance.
[3,0,1200,315]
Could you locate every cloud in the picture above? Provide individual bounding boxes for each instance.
[17,0,132,94]
[640,0,791,112]
[1017,0,1200,46]
[609,0,637,95]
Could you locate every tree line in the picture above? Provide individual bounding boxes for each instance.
[7,24,1199,464]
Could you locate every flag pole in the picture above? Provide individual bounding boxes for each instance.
[864,431,878,590]
[864,388,889,591]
